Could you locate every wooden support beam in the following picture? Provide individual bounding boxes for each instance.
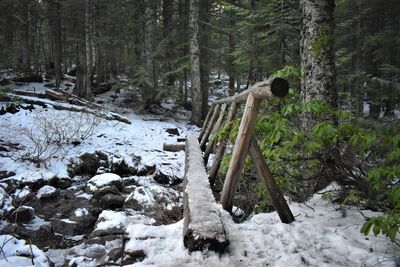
[198,105,215,141]
[208,102,238,187]
[203,103,227,164]
[219,93,262,212]
[200,104,221,150]
[214,78,289,104]
[183,134,229,252]
[248,137,295,224]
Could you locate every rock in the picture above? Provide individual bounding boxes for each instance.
[48,176,72,189]
[86,173,122,193]
[122,250,146,265]
[122,185,137,194]
[154,171,182,186]
[13,187,38,207]
[107,247,124,262]
[0,170,15,179]
[68,152,108,177]
[84,235,121,246]
[110,158,138,177]
[0,78,9,86]
[9,206,35,223]
[121,177,139,188]
[51,218,83,236]
[165,128,180,136]
[69,208,97,230]
[99,193,125,209]
[92,185,120,200]
[37,185,58,199]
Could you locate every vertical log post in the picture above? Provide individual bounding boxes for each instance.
[208,102,238,187]
[198,104,215,141]
[248,137,295,224]
[203,103,228,164]
[200,104,221,150]
[219,93,262,212]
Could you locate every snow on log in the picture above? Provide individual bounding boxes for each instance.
[7,93,131,124]
[183,134,229,253]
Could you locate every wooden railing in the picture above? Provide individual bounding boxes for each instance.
[199,77,295,224]
[182,77,294,252]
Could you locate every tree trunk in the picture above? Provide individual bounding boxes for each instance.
[74,0,93,100]
[199,0,210,120]
[142,0,156,106]
[300,0,337,130]
[163,0,175,86]
[20,0,31,73]
[227,0,236,96]
[48,0,62,88]
[189,0,202,126]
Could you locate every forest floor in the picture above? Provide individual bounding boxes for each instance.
[0,72,399,266]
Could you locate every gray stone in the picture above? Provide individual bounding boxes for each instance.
[10,206,35,223]
[99,193,125,209]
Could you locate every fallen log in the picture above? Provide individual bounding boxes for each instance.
[93,83,112,95]
[163,143,185,152]
[45,89,68,101]
[7,94,131,124]
[183,134,229,253]
[12,75,43,83]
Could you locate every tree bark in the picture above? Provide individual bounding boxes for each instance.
[48,0,62,88]
[300,0,337,130]
[189,0,202,126]
[142,0,156,106]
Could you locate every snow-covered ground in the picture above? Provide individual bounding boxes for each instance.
[0,78,399,266]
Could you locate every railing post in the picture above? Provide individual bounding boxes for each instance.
[200,104,221,150]
[248,137,295,223]
[208,102,238,187]
[219,93,262,212]
[204,103,227,164]
[198,104,215,142]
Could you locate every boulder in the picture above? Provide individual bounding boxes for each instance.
[92,185,120,200]
[48,176,72,189]
[9,206,35,223]
[36,185,58,199]
[86,173,122,194]
[68,152,109,177]
[51,218,82,236]
[99,193,125,209]
[154,171,182,186]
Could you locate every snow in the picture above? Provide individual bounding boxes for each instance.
[87,173,122,193]
[74,208,89,217]
[0,235,50,267]
[93,210,155,233]
[125,194,399,267]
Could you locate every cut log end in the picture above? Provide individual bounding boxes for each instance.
[184,229,229,253]
[270,77,289,98]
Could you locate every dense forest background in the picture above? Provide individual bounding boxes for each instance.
[0,0,400,244]
[0,0,399,119]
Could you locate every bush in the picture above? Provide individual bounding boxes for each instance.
[216,67,400,243]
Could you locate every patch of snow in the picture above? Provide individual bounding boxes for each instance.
[74,208,89,217]
[124,194,400,267]
[94,210,155,233]
[0,235,50,267]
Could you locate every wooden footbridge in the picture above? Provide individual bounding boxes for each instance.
[182,78,295,252]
